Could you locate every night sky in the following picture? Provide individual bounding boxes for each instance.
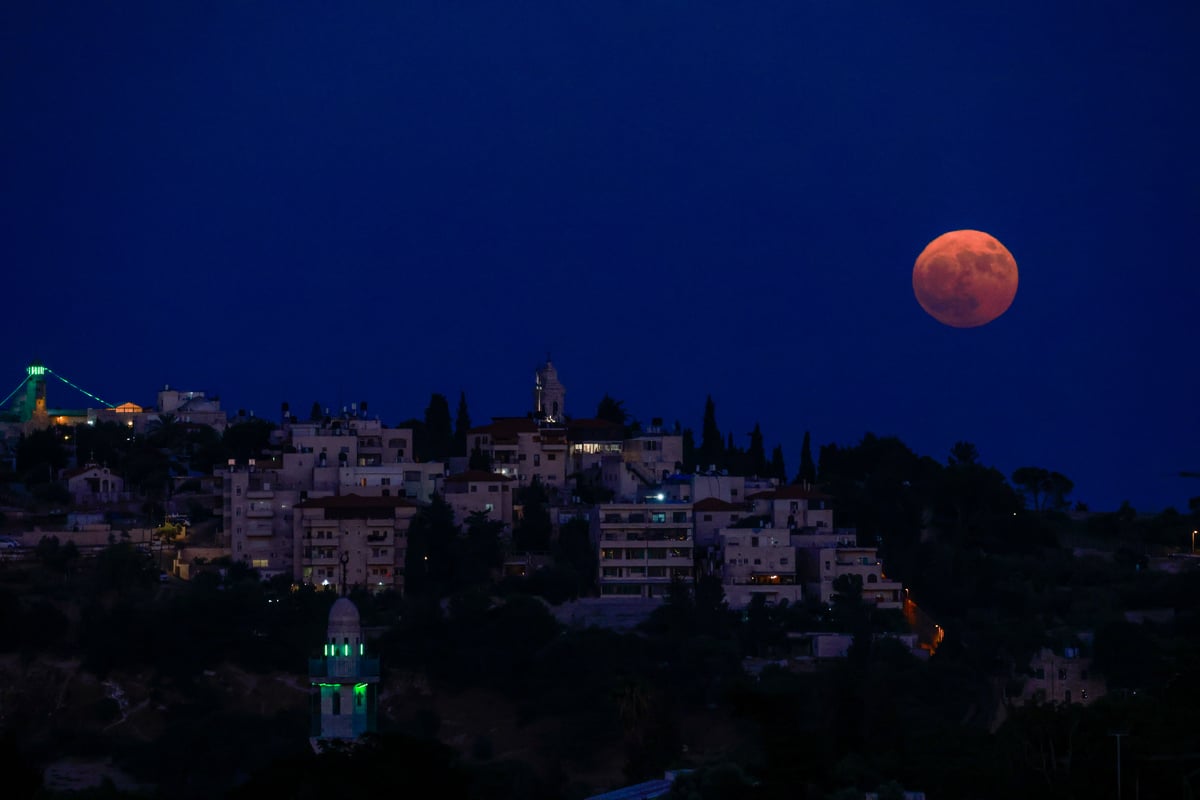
[3,2,1197,513]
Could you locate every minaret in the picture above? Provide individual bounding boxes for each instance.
[533,356,565,424]
[21,361,48,424]
[308,595,379,750]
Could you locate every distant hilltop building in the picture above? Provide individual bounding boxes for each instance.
[88,384,228,434]
[0,361,228,436]
[308,595,379,750]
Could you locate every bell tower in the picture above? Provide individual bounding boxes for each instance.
[533,355,565,424]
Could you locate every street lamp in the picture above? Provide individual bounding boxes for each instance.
[1192,530,1197,555]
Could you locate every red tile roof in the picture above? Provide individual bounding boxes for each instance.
[468,417,537,436]
[692,497,743,511]
[747,485,833,501]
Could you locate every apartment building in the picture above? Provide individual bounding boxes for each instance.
[593,501,694,598]
[222,461,301,580]
[293,494,417,594]
[219,411,430,581]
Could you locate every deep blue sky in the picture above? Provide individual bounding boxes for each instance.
[3,2,1197,514]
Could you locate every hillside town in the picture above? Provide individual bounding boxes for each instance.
[2,358,1198,799]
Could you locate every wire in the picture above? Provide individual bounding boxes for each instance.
[45,368,115,408]
[0,375,28,408]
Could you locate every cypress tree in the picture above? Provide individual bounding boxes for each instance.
[747,423,767,477]
[454,391,471,457]
[796,430,816,484]
[770,445,787,483]
[698,395,723,472]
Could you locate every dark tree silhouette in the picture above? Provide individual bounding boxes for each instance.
[697,395,723,472]
[796,430,816,484]
[424,393,454,462]
[454,391,471,457]
[747,422,767,477]
[770,444,787,483]
[596,394,629,426]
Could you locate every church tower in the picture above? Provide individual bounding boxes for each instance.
[308,596,378,750]
[533,357,565,424]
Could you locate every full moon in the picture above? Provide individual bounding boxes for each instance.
[912,229,1018,328]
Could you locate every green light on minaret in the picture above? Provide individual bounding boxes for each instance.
[27,363,45,377]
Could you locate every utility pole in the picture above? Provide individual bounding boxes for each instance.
[1109,731,1127,800]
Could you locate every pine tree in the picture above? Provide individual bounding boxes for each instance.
[454,391,471,457]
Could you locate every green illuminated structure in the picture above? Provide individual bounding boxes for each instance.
[308,597,379,748]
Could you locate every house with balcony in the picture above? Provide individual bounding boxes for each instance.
[1008,633,1107,712]
[442,470,515,530]
[747,484,834,530]
[592,501,693,599]
[797,545,904,609]
[467,417,569,492]
[719,526,803,607]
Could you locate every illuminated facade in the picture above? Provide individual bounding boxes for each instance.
[309,596,378,748]
[533,358,565,423]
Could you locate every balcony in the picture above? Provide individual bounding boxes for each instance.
[246,508,273,519]
[308,657,381,681]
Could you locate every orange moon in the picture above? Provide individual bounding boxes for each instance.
[912,229,1018,328]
